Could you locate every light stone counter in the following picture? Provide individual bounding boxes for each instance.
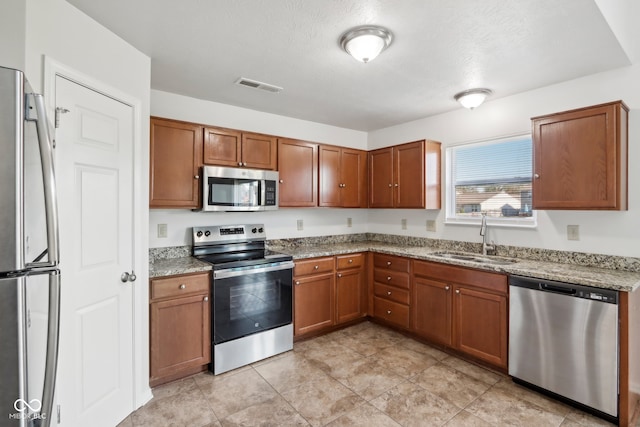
[149,256,212,279]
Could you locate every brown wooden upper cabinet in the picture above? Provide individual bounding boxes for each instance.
[204,126,277,170]
[368,140,441,209]
[532,101,628,210]
[149,117,202,208]
[319,145,368,208]
[278,138,318,207]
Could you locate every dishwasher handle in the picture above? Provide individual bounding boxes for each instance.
[539,283,576,295]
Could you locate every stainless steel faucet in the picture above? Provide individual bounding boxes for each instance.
[480,213,495,256]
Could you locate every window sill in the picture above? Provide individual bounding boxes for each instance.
[444,216,537,229]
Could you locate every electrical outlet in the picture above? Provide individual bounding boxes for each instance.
[347,217,352,228]
[157,223,168,238]
[401,219,407,230]
[297,219,304,231]
[426,220,436,232]
[567,224,580,241]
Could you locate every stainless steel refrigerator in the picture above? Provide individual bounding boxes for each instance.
[0,66,61,427]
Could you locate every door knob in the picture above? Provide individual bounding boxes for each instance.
[120,271,136,283]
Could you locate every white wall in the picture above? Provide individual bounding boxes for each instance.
[368,64,640,257]
[24,0,153,412]
[150,90,369,247]
[0,0,26,70]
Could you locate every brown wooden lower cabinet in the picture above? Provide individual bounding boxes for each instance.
[294,272,335,336]
[335,255,366,324]
[371,253,411,329]
[412,276,452,346]
[149,272,210,387]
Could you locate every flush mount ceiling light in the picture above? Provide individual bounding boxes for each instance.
[454,88,493,109]
[340,25,393,63]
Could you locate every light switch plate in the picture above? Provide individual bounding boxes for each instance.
[426,220,436,232]
[157,223,168,238]
[567,224,580,241]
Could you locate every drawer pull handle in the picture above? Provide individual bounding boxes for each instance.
[348,259,353,263]
[455,289,460,294]
[314,265,319,270]
[203,296,209,302]
[387,310,392,315]
[387,276,391,281]
[445,286,450,291]
[386,261,391,266]
[179,284,186,289]
[387,291,391,295]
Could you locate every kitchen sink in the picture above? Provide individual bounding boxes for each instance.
[431,252,518,265]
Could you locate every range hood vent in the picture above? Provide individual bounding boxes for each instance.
[235,77,283,93]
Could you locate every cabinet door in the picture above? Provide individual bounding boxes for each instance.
[278,139,318,207]
[395,141,425,208]
[203,127,241,166]
[412,277,452,346]
[341,149,367,208]
[532,102,628,210]
[150,293,210,383]
[294,273,335,336]
[150,118,202,208]
[241,132,277,170]
[319,145,342,207]
[454,286,507,369]
[368,148,394,207]
[336,269,364,324]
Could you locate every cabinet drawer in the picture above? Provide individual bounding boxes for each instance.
[373,268,410,289]
[413,260,507,294]
[151,273,210,300]
[373,254,410,272]
[374,283,409,305]
[336,253,364,270]
[294,257,334,277]
[373,296,409,328]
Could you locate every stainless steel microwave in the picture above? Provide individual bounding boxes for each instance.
[202,166,279,211]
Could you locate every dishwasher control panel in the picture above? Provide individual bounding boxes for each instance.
[509,275,618,305]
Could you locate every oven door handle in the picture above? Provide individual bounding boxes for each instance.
[214,261,294,279]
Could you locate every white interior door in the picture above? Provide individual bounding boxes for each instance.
[54,75,135,427]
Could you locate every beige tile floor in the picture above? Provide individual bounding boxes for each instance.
[119,321,627,427]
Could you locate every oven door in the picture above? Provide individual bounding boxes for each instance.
[212,261,293,344]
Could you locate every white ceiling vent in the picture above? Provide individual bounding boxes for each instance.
[235,77,283,93]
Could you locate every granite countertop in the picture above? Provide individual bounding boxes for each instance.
[269,242,640,292]
[149,256,212,278]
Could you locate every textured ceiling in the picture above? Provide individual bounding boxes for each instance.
[66,0,629,131]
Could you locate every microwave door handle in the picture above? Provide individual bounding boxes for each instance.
[26,93,60,267]
[260,180,266,207]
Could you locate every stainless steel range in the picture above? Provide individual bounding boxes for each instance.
[193,224,294,375]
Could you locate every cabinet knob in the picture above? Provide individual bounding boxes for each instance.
[348,259,353,263]
[203,296,209,302]
[387,291,392,295]
[445,286,450,291]
[243,162,247,166]
[279,179,284,183]
[238,162,243,166]
[534,173,540,179]
[338,273,342,278]
[394,183,399,187]
[194,175,199,179]
[386,310,392,315]
[455,289,460,294]
[388,183,392,187]
[179,284,186,289]
[386,261,391,266]
[387,276,391,281]
[295,280,300,285]
[314,265,319,270]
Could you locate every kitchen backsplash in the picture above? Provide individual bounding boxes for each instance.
[149,233,640,273]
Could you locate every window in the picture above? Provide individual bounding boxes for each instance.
[446,135,535,226]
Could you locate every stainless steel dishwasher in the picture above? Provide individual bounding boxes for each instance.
[509,275,619,420]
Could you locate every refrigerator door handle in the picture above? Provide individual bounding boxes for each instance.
[40,270,61,427]
[25,93,60,267]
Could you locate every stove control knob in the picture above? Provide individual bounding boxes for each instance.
[252,228,258,233]
[204,230,211,237]
[196,231,203,237]
[258,227,264,233]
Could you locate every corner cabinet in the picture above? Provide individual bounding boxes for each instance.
[368,140,441,209]
[149,272,211,387]
[204,126,277,170]
[412,260,508,370]
[532,101,628,210]
[319,145,368,208]
[278,138,318,207]
[149,117,202,208]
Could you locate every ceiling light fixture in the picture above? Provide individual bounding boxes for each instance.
[454,88,493,109]
[340,25,393,63]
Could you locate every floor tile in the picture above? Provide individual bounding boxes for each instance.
[367,345,438,378]
[131,380,217,427]
[370,381,460,427]
[412,363,491,408]
[220,395,309,426]
[253,351,328,393]
[465,386,565,426]
[149,376,199,400]
[396,336,449,361]
[330,358,406,400]
[440,356,503,385]
[116,415,134,427]
[444,410,492,426]
[331,324,403,356]
[492,379,573,417]
[564,409,616,426]
[194,368,279,420]
[280,376,364,426]
[325,402,402,427]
